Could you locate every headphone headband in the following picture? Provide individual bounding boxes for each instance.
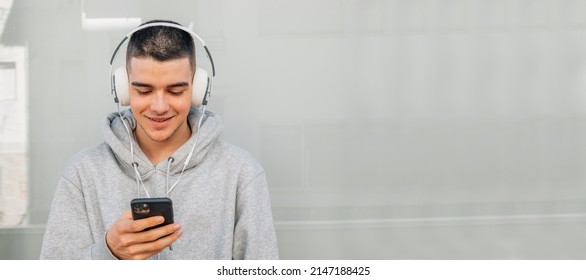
[126,22,206,48]
[109,22,215,77]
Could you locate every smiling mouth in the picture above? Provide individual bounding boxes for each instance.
[147,116,173,123]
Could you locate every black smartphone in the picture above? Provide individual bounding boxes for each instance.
[130,197,174,231]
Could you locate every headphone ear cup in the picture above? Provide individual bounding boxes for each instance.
[114,67,130,106]
[192,67,209,108]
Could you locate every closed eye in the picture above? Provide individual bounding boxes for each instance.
[136,89,152,95]
[167,85,188,95]
[168,90,185,95]
[167,83,188,95]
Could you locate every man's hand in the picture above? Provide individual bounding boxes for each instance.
[106,210,183,260]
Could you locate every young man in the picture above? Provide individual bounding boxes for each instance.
[40,20,279,259]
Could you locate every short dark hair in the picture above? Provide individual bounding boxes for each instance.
[126,20,196,76]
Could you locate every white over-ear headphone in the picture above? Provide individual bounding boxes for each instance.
[109,21,216,108]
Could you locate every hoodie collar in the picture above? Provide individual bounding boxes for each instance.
[104,108,223,180]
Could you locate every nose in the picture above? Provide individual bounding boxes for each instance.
[150,91,169,113]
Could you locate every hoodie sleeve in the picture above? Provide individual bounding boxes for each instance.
[40,174,117,260]
[232,172,279,260]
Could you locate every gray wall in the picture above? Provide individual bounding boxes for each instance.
[2,0,586,259]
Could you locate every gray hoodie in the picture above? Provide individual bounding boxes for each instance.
[40,108,279,259]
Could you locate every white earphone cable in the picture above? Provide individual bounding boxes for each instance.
[165,106,206,197]
[118,110,150,198]
[165,157,174,196]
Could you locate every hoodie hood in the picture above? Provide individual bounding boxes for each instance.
[104,108,223,181]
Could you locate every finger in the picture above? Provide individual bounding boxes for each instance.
[116,223,181,251]
[128,215,166,233]
[157,225,183,245]
[136,223,182,243]
[124,228,183,259]
[132,226,183,258]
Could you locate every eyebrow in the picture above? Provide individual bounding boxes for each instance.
[131,82,153,88]
[131,81,189,88]
[167,82,189,88]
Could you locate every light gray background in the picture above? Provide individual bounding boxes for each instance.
[2,0,586,259]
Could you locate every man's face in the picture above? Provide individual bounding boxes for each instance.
[128,57,193,147]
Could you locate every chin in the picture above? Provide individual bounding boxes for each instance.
[148,132,173,142]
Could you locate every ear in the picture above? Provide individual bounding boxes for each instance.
[114,67,130,106]
[192,67,209,107]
